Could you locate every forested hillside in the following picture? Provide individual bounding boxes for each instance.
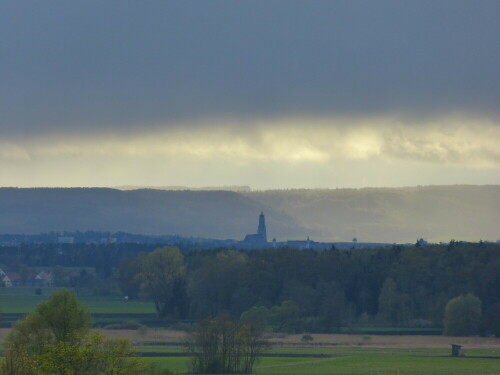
[0,185,498,242]
[0,188,305,239]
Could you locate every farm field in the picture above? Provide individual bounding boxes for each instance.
[0,290,498,374]
[0,325,498,374]
[0,288,155,314]
[0,288,157,327]
[113,331,499,375]
[138,346,500,375]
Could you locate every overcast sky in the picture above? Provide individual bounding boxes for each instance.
[1,0,499,189]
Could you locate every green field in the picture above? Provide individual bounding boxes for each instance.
[139,347,500,375]
[1,289,498,374]
[0,289,155,314]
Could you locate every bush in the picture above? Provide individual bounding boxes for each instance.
[138,325,149,336]
[301,334,313,343]
[444,294,482,336]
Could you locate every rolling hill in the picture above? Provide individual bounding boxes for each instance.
[0,185,498,243]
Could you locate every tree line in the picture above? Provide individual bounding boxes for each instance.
[0,241,498,335]
[119,242,499,336]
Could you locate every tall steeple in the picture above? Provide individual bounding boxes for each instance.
[257,211,267,243]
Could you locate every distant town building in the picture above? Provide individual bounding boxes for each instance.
[1,274,10,287]
[34,271,53,287]
[243,211,268,245]
[286,237,316,250]
[3,272,21,287]
[416,238,428,246]
[58,236,74,244]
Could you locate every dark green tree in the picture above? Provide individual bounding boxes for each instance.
[378,278,411,326]
[269,301,299,332]
[35,289,90,343]
[118,255,144,299]
[189,250,248,317]
[484,302,500,337]
[240,306,269,331]
[138,247,187,318]
[318,281,349,332]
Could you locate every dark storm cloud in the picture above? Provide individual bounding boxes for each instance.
[1,0,499,137]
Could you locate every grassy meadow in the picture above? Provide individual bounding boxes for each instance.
[139,347,500,375]
[0,287,155,314]
[128,331,500,375]
[0,287,156,327]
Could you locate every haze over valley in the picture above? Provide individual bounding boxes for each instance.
[1,185,498,243]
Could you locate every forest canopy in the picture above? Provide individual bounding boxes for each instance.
[118,242,499,335]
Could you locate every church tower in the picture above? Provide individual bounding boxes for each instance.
[257,211,267,243]
[243,211,268,245]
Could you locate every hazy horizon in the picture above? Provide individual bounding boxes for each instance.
[1,185,498,242]
[2,183,499,191]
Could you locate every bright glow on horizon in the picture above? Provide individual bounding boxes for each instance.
[1,114,499,189]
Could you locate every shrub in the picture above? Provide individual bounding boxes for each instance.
[444,294,482,336]
[138,325,149,336]
[301,334,314,343]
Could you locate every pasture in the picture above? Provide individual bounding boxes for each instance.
[0,288,156,327]
[124,331,500,375]
[0,288,155,314]
[138,346,500,375]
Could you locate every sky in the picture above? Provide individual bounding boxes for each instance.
[1,0,499,189]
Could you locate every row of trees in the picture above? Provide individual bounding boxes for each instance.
[119,242,499,335]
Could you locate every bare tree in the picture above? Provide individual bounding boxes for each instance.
[187,315,266,374]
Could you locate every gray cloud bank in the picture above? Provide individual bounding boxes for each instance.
[1,0,499,138]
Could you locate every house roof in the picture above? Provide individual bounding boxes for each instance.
[6,272,21,281]
[35,271,52,280]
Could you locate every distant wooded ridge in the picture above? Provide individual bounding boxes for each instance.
[0,185,498,243]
